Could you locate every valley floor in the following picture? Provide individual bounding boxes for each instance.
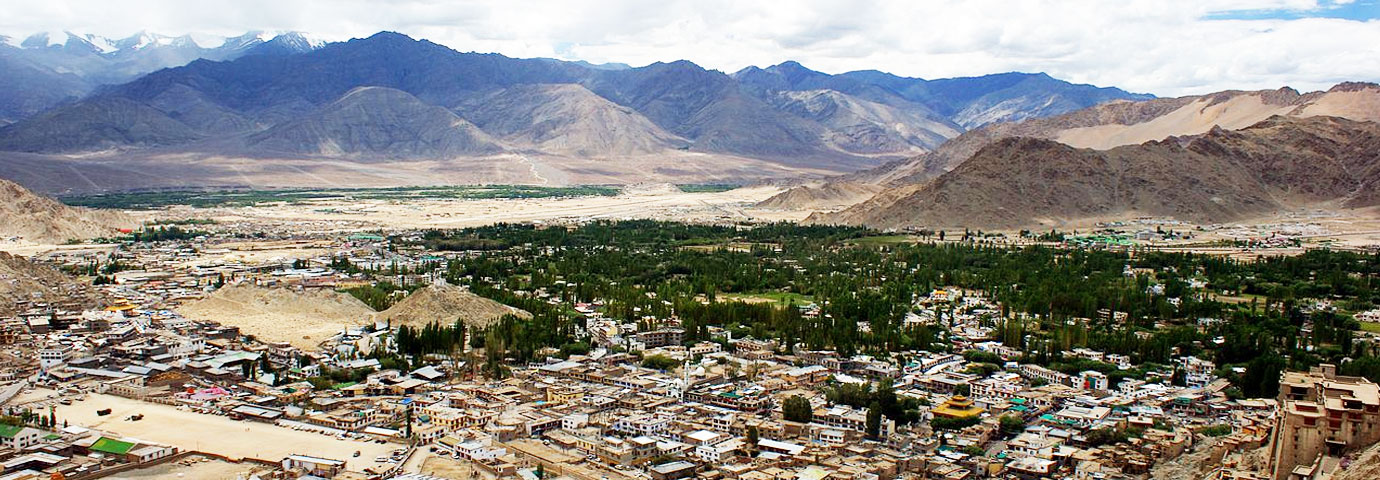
[154,184,807,232]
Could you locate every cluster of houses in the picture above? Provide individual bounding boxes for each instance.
[0,233,1375,480]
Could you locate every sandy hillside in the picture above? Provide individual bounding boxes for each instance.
[1055,94,1298,149]
[1055,83,1380,150]
[176,282,375,349]
[1336,440,1380,480]
[1296,83,1380,122]
[376,282,531,329]
[757,181,883,210]
[0,251,104,315]
[0,177,135,244]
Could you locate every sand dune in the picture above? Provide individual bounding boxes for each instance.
[176,283,375,349]
[1055,94,1298,149]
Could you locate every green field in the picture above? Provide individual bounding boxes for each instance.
[721,291,815,306]
[61,185,622,209]
[1360,322,1380,334]
[676,184,741,193]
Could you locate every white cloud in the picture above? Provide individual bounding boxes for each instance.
[0,0,1376,96]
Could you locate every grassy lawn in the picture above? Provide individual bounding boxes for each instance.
[721,291,815,306]
[1211,292,1269,305]
[676,184,740,193]
[1359,322,1380,334]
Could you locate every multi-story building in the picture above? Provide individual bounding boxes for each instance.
[970,373,1024,403]
[1081,371,1109,392]
[1019,364,1077,388]
[1268,364,1380,480]
[637,328,685,349]
[1179,356,1216,389]
[38,345,71,370]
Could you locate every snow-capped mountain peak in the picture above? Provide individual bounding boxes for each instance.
[20,31,73,48]
[79,34,119,54]
[2,29,331,57]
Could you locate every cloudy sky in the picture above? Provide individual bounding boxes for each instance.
[3,0,1377,96]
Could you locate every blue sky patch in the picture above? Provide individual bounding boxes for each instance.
[1206,0,1379,21]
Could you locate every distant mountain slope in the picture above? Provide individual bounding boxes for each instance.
[731,61,1143,155]
[0,177,134,243]
[455,84,687,156]
[0,96,202,152]
[769,89,959,154]
[0,51,88,123]
[0,31,1151,189]
[811,116,1380,229]
[582,59,859,166]
[247,86,505,158]
[766,83,1380,214]
[833,69,1153,128]
[920,84,1378,180]
[0,30,325,123]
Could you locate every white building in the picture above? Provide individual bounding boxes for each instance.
[1178,356,1216,388]
[38,346,71,371]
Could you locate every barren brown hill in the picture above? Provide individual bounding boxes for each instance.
[811,116,1380,229]
[246,86,506,158]
[176,282,376,349]
[1336,440,1380,480]
[885,83,1379,184]
[770,83,1380,213]
[454,84,689,157]
[757,181,884,210]
[0,251,104,315]
[0,177,135,243]
[375,282,531,329]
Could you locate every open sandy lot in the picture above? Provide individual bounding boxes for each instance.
[56,394,399,473]
[417,452,482,479]
[104,455,267,480]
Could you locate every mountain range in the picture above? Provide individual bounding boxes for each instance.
[6,29,1375,231]
[0,31,1150,193]
[795,83,1380,229]
[0,30,324,125]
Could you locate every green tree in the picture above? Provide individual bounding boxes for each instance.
[1241,352,1286,397]
[1085,427,1129,447]
[782,395,813,423]
[931,416,980,431]
[865,402,882,438]
[642,354,680,371]
[745,425,760,457]
[999,415,1026,435]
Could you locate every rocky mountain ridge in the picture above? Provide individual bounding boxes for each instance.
[0,31,1150,191]
[809,115,1380,229]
